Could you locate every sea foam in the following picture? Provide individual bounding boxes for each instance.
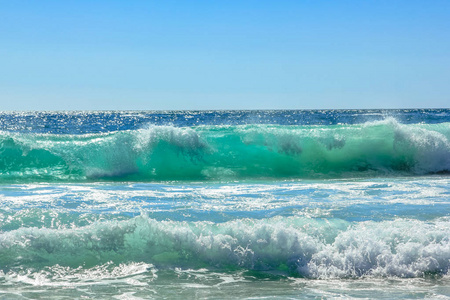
[0,216,448,278]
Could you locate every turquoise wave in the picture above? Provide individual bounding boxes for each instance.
[0,215,448,278]
[1,119,450,182]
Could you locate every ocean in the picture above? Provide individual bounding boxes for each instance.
[0,109,448,299]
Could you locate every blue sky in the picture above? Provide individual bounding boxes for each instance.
[1,1,449,110]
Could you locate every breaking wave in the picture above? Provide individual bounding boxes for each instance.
[1,119,449,182]
[0,215,448,278]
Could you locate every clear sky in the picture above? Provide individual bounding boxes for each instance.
[1,0,449,110]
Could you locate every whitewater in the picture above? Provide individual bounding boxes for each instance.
[0,110,448,299]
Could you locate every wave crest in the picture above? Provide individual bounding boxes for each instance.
[0,216,448,278]
[1,119,450,182]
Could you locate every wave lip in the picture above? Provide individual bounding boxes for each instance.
[1,119,450,182]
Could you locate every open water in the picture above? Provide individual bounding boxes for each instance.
[0,110,449,299]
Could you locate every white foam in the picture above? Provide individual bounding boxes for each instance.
[305,218,450,278]
[1,216,447,278]
[2,261,155,287]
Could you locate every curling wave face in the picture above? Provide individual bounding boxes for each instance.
[1,118,450,182]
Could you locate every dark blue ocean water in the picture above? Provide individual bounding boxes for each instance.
[0,110,449,299]
[2,109,449,134]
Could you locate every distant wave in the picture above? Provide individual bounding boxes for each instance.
[0,215,448,278]
[1,118,450,182]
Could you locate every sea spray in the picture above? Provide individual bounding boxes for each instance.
[0,215,448,278]
[1,119,450,182]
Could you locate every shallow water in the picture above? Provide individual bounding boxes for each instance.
[0,110,449,299]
